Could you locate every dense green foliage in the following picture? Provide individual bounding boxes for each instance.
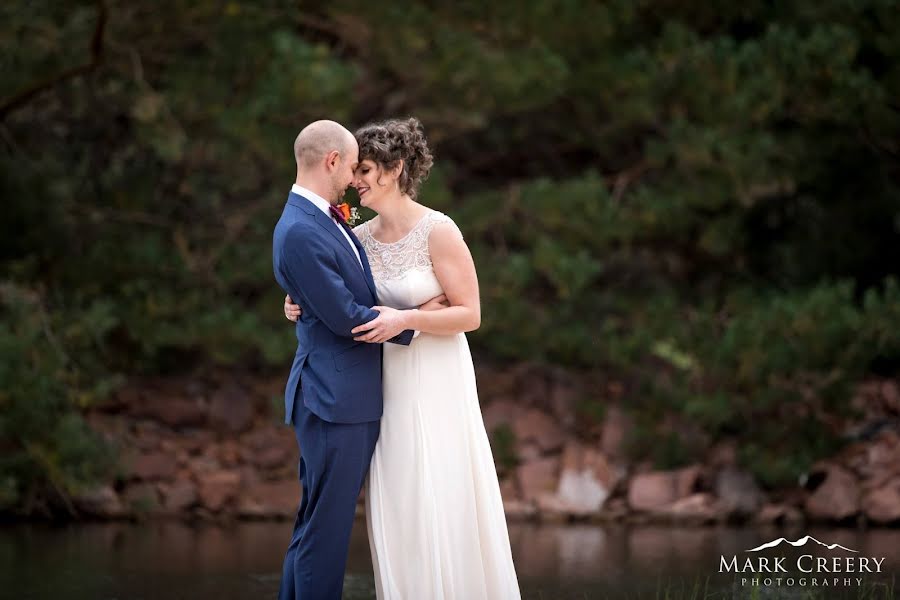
[0,284,117,514]
[1,1,898,510]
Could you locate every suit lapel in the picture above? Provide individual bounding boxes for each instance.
[313,210,364,272]
[289,192,374,296]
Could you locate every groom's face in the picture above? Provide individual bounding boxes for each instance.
[330,140,359,203]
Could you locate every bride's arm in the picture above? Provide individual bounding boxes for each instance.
[403,223,481,335]
[284,293,449,321]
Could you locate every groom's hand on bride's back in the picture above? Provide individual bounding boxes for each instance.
[352,306,413,343]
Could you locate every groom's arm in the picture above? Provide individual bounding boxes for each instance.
[281,225,379,338]
[282,224,412,345]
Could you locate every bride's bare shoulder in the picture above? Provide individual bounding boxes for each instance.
[425,211,465,258]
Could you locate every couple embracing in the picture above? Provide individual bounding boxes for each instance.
[272,117,521,600]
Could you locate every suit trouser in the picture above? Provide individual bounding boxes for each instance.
[278,400,379,600]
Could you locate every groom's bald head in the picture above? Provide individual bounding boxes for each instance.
[294,120,357,170]
[293,120,359,203]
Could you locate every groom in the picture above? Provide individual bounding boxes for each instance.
[272,120,414,600]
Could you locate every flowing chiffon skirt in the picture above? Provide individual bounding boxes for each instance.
[365,332,521,600]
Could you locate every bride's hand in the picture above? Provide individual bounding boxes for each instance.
[284,294,302,322]
[418,294,450,312]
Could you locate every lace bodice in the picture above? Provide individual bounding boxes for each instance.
[354,210,459,309]
[355,210,457,282]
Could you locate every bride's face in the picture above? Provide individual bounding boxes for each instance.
[353,159,400,210]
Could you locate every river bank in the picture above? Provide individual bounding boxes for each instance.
[64,364,900,527]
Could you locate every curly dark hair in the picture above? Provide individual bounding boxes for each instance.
[355,117,434,200]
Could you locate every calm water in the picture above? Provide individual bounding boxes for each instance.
[1,520,898,599]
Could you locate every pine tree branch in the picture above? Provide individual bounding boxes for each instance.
[0,0,107,121]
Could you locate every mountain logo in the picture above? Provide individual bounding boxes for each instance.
[746,536,858,553]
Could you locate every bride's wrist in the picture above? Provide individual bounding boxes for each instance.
[405,308,420,330]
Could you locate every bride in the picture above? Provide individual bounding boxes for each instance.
[283,117,520,599]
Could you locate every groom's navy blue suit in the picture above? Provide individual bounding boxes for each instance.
[273,190,413,600]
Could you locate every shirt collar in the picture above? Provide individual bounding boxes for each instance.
[291,184,332,217]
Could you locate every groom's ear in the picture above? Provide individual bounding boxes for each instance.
[325,150,341,172]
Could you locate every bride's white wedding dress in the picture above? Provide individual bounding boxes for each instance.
[355,210,521,600]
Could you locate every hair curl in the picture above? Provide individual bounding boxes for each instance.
[355,117,433,200]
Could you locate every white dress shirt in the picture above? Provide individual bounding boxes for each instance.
[292,184,363,268]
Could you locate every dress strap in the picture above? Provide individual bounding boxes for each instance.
[420,211,460,239]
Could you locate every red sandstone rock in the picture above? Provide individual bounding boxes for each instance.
[179,431,215,455]
[237,479,299,519]
[77,371,900,526]
[250,445,292,471]
[131,396,207,429]
[515,441,543,463]
[198,471,241,512]
[676,464,703,498]
[240,426,295,472]
[517,456,560,501]
[600,405,630,459]
[502,499,538,520]
[756,503,805,525]
[218,440,241,467]
[862,477,900,524]
[159,480,198,512]
[189,455,222,477]
[512,409,565,452]
[805,465,860,521]
[481,399,524,434]
[548,378,578,428]
[499,477,519,501]
[552,442,615,515]
[130,451,177,481]
[660,493,721,523]
[628,471,678,511]
[881,381,899,413]
[714,467,764,518]
[208,384,255,434]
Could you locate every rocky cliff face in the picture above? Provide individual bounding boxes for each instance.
[75,366,900,527]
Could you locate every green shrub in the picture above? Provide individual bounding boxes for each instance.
[0,283,116,515]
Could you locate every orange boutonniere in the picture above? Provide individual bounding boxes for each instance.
[336,202,360,226]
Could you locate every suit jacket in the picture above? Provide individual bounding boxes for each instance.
[273,191,413,424]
